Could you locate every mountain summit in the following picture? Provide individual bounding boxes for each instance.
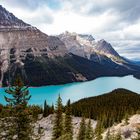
[0,5,30,28]
[0,5,140,87]
[58,32,121,62]
[94,39,120,58]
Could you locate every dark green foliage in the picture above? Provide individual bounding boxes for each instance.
[64,99,73,140]
[52,95,63,140]
[71,89,140,128]
[0,105,42,120]
[77,117,86,140]
[0,105,12,118]
[51,104,54,114]
[43,100,48,117]
[28,105,43,121]
[0,76,42,140]
[4,53,140,87]
[124,113,129,125]
[85,119,94,140]
[95,120,103,140]
[43,100,54,118]
[4,76,33,140]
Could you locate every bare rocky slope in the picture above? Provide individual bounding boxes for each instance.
[0,5,140,87]
[36,114,140,140]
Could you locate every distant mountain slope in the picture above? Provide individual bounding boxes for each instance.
[0,5,140,87]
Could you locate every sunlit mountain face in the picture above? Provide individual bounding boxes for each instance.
[1,0,140,61]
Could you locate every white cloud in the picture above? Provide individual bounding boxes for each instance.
[41,9,119,35]
[0,0,140,60]
[122,22,140,40]
[111,40,140,60]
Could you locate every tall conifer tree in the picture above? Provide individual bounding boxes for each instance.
[4,75,33,140]
[2,75,43,140]
[52,95,63,140]
[43,100,48,117]
[64,99,73,140]
[85,119,94,140]
[77,117,86,140]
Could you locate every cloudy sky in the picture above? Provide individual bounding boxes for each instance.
[1,0,140,60]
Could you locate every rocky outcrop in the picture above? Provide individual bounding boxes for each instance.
[58,31,123,62]
[36,114,140,140]
[35,114,96,140]
[103,114,140,140]
[0,28,68,86]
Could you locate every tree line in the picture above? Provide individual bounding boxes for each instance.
[71,88,140,128]
[0,77,140,140]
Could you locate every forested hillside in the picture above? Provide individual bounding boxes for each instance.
[71,89,140,128]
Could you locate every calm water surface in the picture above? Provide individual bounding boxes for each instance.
[0,76,140,106]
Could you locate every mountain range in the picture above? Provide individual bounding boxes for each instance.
[0,5,140,87]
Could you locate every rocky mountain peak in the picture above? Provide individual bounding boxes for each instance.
[58,31,120,60]
[0,5,31,28]
[60,31,94,42]
[78,34,95,41]
[94,39,120,58]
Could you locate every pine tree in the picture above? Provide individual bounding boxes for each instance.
[77,116,86,140]
[95,120,103,140]
[2,75,42,140]
[124,113,129,125]
[43,100,48,117]
[52,95,63,140]
[4,75,33,140]
[50,104,54,114]
[85,119,94,140]
[64,99,73,140]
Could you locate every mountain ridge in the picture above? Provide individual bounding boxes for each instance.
[0,5,140,87]
[0,5,31,28]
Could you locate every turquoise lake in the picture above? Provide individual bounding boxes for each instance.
[0,75,140,106]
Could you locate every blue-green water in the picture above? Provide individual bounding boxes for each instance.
[0,76,140,106]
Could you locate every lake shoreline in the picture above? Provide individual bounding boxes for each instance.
[0,74,138,88]
[0,75,140,105]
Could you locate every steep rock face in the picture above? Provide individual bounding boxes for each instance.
[0,5,140,86]
[94,39,120,57]
[0,29,69,86]
[58,31,122,62]
[58,32,86,57]
[0,5,30,27]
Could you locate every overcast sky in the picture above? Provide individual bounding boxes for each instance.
[1,0,140,60]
